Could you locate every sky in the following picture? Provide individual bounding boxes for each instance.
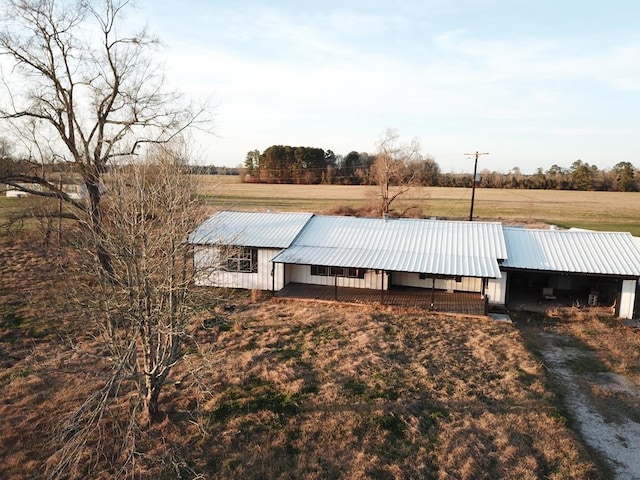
[136,0,640,173]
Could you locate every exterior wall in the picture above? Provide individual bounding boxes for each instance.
[486,274,507,305]
[193,246,283,290]
[6,189,29,198]
[286,265,387,290]
[284,266,486,294]
[5,182,88,199]
[392,272,482,293]
[619,279,636,319]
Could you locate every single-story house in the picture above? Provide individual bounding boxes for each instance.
[189,211,314,290]
[189,210,640,319]
[271,214,507,301]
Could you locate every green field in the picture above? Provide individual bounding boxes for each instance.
[197,176,640,236]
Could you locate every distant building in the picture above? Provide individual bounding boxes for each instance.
[5,181,88,199]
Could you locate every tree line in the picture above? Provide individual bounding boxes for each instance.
[243,144,441,187]
[242,145,638,192]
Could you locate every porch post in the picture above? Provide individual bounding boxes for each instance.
[430,277,436,310]
[271,262,275,296]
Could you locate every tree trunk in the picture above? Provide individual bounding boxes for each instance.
[86,178,115,277]
[142,375,161,426]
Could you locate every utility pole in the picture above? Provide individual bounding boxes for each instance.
[464,151,489,221]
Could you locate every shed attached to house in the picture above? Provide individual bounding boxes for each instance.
[501,227,640,319]
[188,211,313,290]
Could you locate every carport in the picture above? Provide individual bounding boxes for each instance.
[501,227,640,319]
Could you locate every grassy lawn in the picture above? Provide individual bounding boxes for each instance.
[0,234,611,479]
[1,178,639,478]
[196,177,640,235]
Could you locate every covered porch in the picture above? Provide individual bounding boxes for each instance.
[274,283,488,316]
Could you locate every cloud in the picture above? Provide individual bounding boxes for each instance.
[140,1,640,172]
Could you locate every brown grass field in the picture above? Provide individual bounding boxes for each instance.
[3,232,640,479]
[196,176,640,235]
[1,181,640,478]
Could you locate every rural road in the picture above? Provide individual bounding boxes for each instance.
[537,332,640,479]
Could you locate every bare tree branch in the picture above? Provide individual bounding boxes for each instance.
[0,0,213,272]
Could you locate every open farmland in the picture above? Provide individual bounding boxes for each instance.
[197,176,640,235]
[2,176,639,234]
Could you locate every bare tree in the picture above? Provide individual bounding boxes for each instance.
[0,0,210,272]
[370,128,423,216]
[48,142,207,479]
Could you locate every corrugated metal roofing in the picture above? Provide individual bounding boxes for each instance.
[188,211,314,248]
[502,227,640,276]
[273,216,507,278]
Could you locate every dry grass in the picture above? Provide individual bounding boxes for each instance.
[516,310,640,423]
[195,177,640,235]
[0,234,607,479]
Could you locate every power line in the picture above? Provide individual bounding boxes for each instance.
[464,151,489,221]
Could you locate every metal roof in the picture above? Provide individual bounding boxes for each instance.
[188,211,314,248]
[273,216,507,278]
[502,227,640,276]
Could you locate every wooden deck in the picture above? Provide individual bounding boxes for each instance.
[274,283,487,316]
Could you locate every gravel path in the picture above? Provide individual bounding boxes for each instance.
[538,332,640,479]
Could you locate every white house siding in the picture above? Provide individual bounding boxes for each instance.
[391,272,482,293]
[193,246,283,290]
[286,265,385,290]
[619,279,636,319]
[259,249,285,291]
[485,274,507,305]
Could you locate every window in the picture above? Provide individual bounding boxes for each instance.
[311,265,329,276]
[224,247,258,273]
[311,265,365,279]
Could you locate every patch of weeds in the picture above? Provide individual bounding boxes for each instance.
[0,300,28,342]
[202,315,233,331]
[209,376,299,423]
[566,355,607,375]
[285,428,301,456]
[271,339,304,361]
[366,380,402,401]
[297,362,320,395]
[372,313,391,323]
[313,325,341,342]
[342,377,368,397]
[245,338,258,350]
[364,466,395,480]
[581,329,599,337]
[277,345,303,360]
[3,368,31,385]
[26,325,50,338]
[367,412,406,439]
[369,371,407,401]
[2,310,25,329]
[515,367,538,387]
[182,345,199,356]
[547,409,568,425]
[425,406,448,427]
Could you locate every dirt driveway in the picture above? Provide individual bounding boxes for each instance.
[531,330,640,479]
